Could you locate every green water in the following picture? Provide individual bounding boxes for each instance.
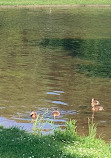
[0,7,111,141]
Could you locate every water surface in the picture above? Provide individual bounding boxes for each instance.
[0,7,111,141]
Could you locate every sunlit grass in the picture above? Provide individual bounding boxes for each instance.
[0,120,111,158]
[0,0,111,5]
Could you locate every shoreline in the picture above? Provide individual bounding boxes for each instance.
[0,4,111,8]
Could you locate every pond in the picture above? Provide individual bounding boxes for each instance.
[0,6,111,141]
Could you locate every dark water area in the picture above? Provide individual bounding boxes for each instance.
[0,7,111,141]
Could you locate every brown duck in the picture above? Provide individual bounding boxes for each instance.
[30,111,37,119]
[52,110,60,119]
[91,98,104,111]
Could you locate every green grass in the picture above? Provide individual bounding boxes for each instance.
[0,0,111,5]
[0,120,111,158]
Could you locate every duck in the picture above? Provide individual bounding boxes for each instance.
[91,98,100,107]
[91,98,104,112]
[52,110,60,119]
[30,111,37,120]
[92,105,104,112]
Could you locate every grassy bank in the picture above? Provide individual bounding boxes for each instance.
[0,0,111,6]
[0,120,111,158]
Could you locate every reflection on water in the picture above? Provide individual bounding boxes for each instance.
[0,7,111,141]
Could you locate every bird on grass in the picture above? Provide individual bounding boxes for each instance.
[30,111,37,120]
[52,110,60,119]
[91,98,104,112]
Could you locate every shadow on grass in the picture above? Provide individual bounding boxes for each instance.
[0,126,94,158]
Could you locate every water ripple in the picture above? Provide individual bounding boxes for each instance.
[52,101,68,106]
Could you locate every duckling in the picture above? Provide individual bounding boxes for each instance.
[91,98,100,107]
[91,98,104,112]
[92,106,104,112]
[30,111,37,120]
[52,110,60,119]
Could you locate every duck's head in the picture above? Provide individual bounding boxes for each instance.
[30,111,37,119]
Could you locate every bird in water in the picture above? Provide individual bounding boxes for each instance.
[52,110,60,119]
[92,106,104,112]
[91,98,100,107]
[30,111,37,120]
[91,98,104,112]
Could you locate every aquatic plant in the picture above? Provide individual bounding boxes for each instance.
[32,109,53,136]
[88,119,97,139]
[54,119,78,142]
